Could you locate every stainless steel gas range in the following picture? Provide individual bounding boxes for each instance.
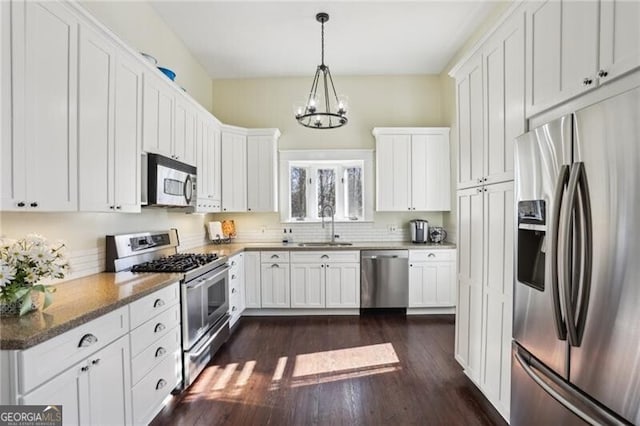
[106,229,230,389]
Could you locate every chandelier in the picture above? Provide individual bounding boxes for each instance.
[294,13,348,129]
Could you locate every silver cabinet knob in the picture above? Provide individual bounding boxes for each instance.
[30,202,38,207]
[17,202,25,207]
[583,77,593,86]
[91,358,101,365]
[598,70,608,78]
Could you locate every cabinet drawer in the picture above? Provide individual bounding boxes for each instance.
[130,304,181,356]
[290,251,359,264]
[132,353,181,425]
[19,306,129,393]
[129,282,180,329]
[131,325,181,385]
[409,249,455,262]
[260,251,289,263]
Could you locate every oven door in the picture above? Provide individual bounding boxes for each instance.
[182,265,230,350]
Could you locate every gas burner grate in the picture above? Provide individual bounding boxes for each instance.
[131,253,219,273]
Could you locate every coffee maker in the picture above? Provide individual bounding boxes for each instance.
[410,219,429,243]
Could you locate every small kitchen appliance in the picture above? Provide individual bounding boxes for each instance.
[410,219,429,243]
[429,227,447,243]
[106,229,230,390]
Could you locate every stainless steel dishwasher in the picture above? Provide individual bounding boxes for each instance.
[360,250,409,308]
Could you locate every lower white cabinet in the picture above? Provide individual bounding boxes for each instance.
[408,249,456,307]
[229,253,245,326]
[325,263,360,308]
[244,252,261,308]
[290,263,325,308]
[261,261,290,308]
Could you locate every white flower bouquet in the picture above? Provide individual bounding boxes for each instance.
[0,234,69,315]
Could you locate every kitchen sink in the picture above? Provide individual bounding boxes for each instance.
[297,242,354,247]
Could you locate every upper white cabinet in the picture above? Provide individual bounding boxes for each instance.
[247,130,280,212]
[221,127,280,213]
[3,1,78,211]
[526,0,640,117]
[78,25,141,213]
[173,97,197,166]
[196,114,222,213]
[221,129,247,212]
[373,127,451,212]
[455,10,524,190]
[142,72,173,160]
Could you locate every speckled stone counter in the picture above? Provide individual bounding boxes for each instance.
[0,272,182,350]
[1,241,455,350]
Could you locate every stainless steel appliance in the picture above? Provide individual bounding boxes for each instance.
[410,219,429,243]
[106,229,230,390]
[361,250,408,308]
[512,87,640,425]
[142,153,197,209]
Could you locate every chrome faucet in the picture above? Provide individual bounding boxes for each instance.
[321,204,336,243]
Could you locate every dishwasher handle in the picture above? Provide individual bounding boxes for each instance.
[361,250,408,260]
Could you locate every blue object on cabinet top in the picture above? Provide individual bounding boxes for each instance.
[157,66,176,81]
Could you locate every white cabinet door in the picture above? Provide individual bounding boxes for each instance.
[483,12,524,186]
[409,262,455,307]
[210,124,222,205]
[325,262,360,308]
[244,252,261,308]
[376,134,411,211]
[86,335,132,426]
[260,263,290,308]
[456,53,484,189]
[173,98,196,166]
[599,0,640,82]
[113,54,142,213]
[221,132,247,212]
[78,25,115,213]
[526,0,599,116]
[455,186,484,382]
[480,181,514,418]
[5,1,78,211]
[247,135,277,212]
[195,114,209,210]
[290,264,325,308]
[411,133,451,211]
[142,72,173,158]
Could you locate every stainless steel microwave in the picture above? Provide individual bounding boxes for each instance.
[142,153,197,209]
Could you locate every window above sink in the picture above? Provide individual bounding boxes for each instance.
[279,150,374,223]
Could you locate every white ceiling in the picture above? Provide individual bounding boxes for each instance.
[150,1,503,79]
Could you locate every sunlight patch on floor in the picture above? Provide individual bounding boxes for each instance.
[212,362,238,390]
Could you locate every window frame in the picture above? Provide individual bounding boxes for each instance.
[280,150,374,223]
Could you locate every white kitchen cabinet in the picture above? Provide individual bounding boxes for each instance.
[78,25,141,213]
[21,336,132,426]
[261,262,290,308]
[325,263,360,308]
[247,130,280,212]
[373,128,451,212]
[173,97,197,166]
[455,10,524,190]
[244,252,262,308]
[229,253,245,326]
[221,130,248,212]
[290,263,325,308]
[196,115,222,213]
[3,1,78,211]
[599,0,640,83]
[142,71,173,158]
[408,250,456,308]
[455,181,513,419]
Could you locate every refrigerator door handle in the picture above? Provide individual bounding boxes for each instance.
[561,162,582,346]
[515,348,627,426]
[551,164,570,340]
[575,162,593,346]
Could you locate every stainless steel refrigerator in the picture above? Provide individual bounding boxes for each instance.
[512,86,640,425]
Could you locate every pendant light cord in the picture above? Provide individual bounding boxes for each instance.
[321,20,325,66]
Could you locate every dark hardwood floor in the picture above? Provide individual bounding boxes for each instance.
[151,315,507,426]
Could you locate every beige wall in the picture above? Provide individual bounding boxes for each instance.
[80,0,213,112]
[210,75,448,234]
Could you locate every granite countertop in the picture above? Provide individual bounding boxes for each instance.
[0,272,182,350]
[0,240,455,350]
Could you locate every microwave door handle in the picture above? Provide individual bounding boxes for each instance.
[184,175,193,204]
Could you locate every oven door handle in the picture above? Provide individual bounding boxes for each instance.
[185,265,230,290]
[189,317,230,358]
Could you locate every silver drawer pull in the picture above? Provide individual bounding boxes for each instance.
[78,333,98,348]
[271,264,280,268]
[154,323,166,333]
[231,274,237,279]
[153,298,165,308]
[231,261,236,266]
[270,254,280,259]
[321,254,329,259]
[428,253,435,258]
[232,288,237,293]
[232,306,237,312]
[155,347,167,358]
[156,379,167,390]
